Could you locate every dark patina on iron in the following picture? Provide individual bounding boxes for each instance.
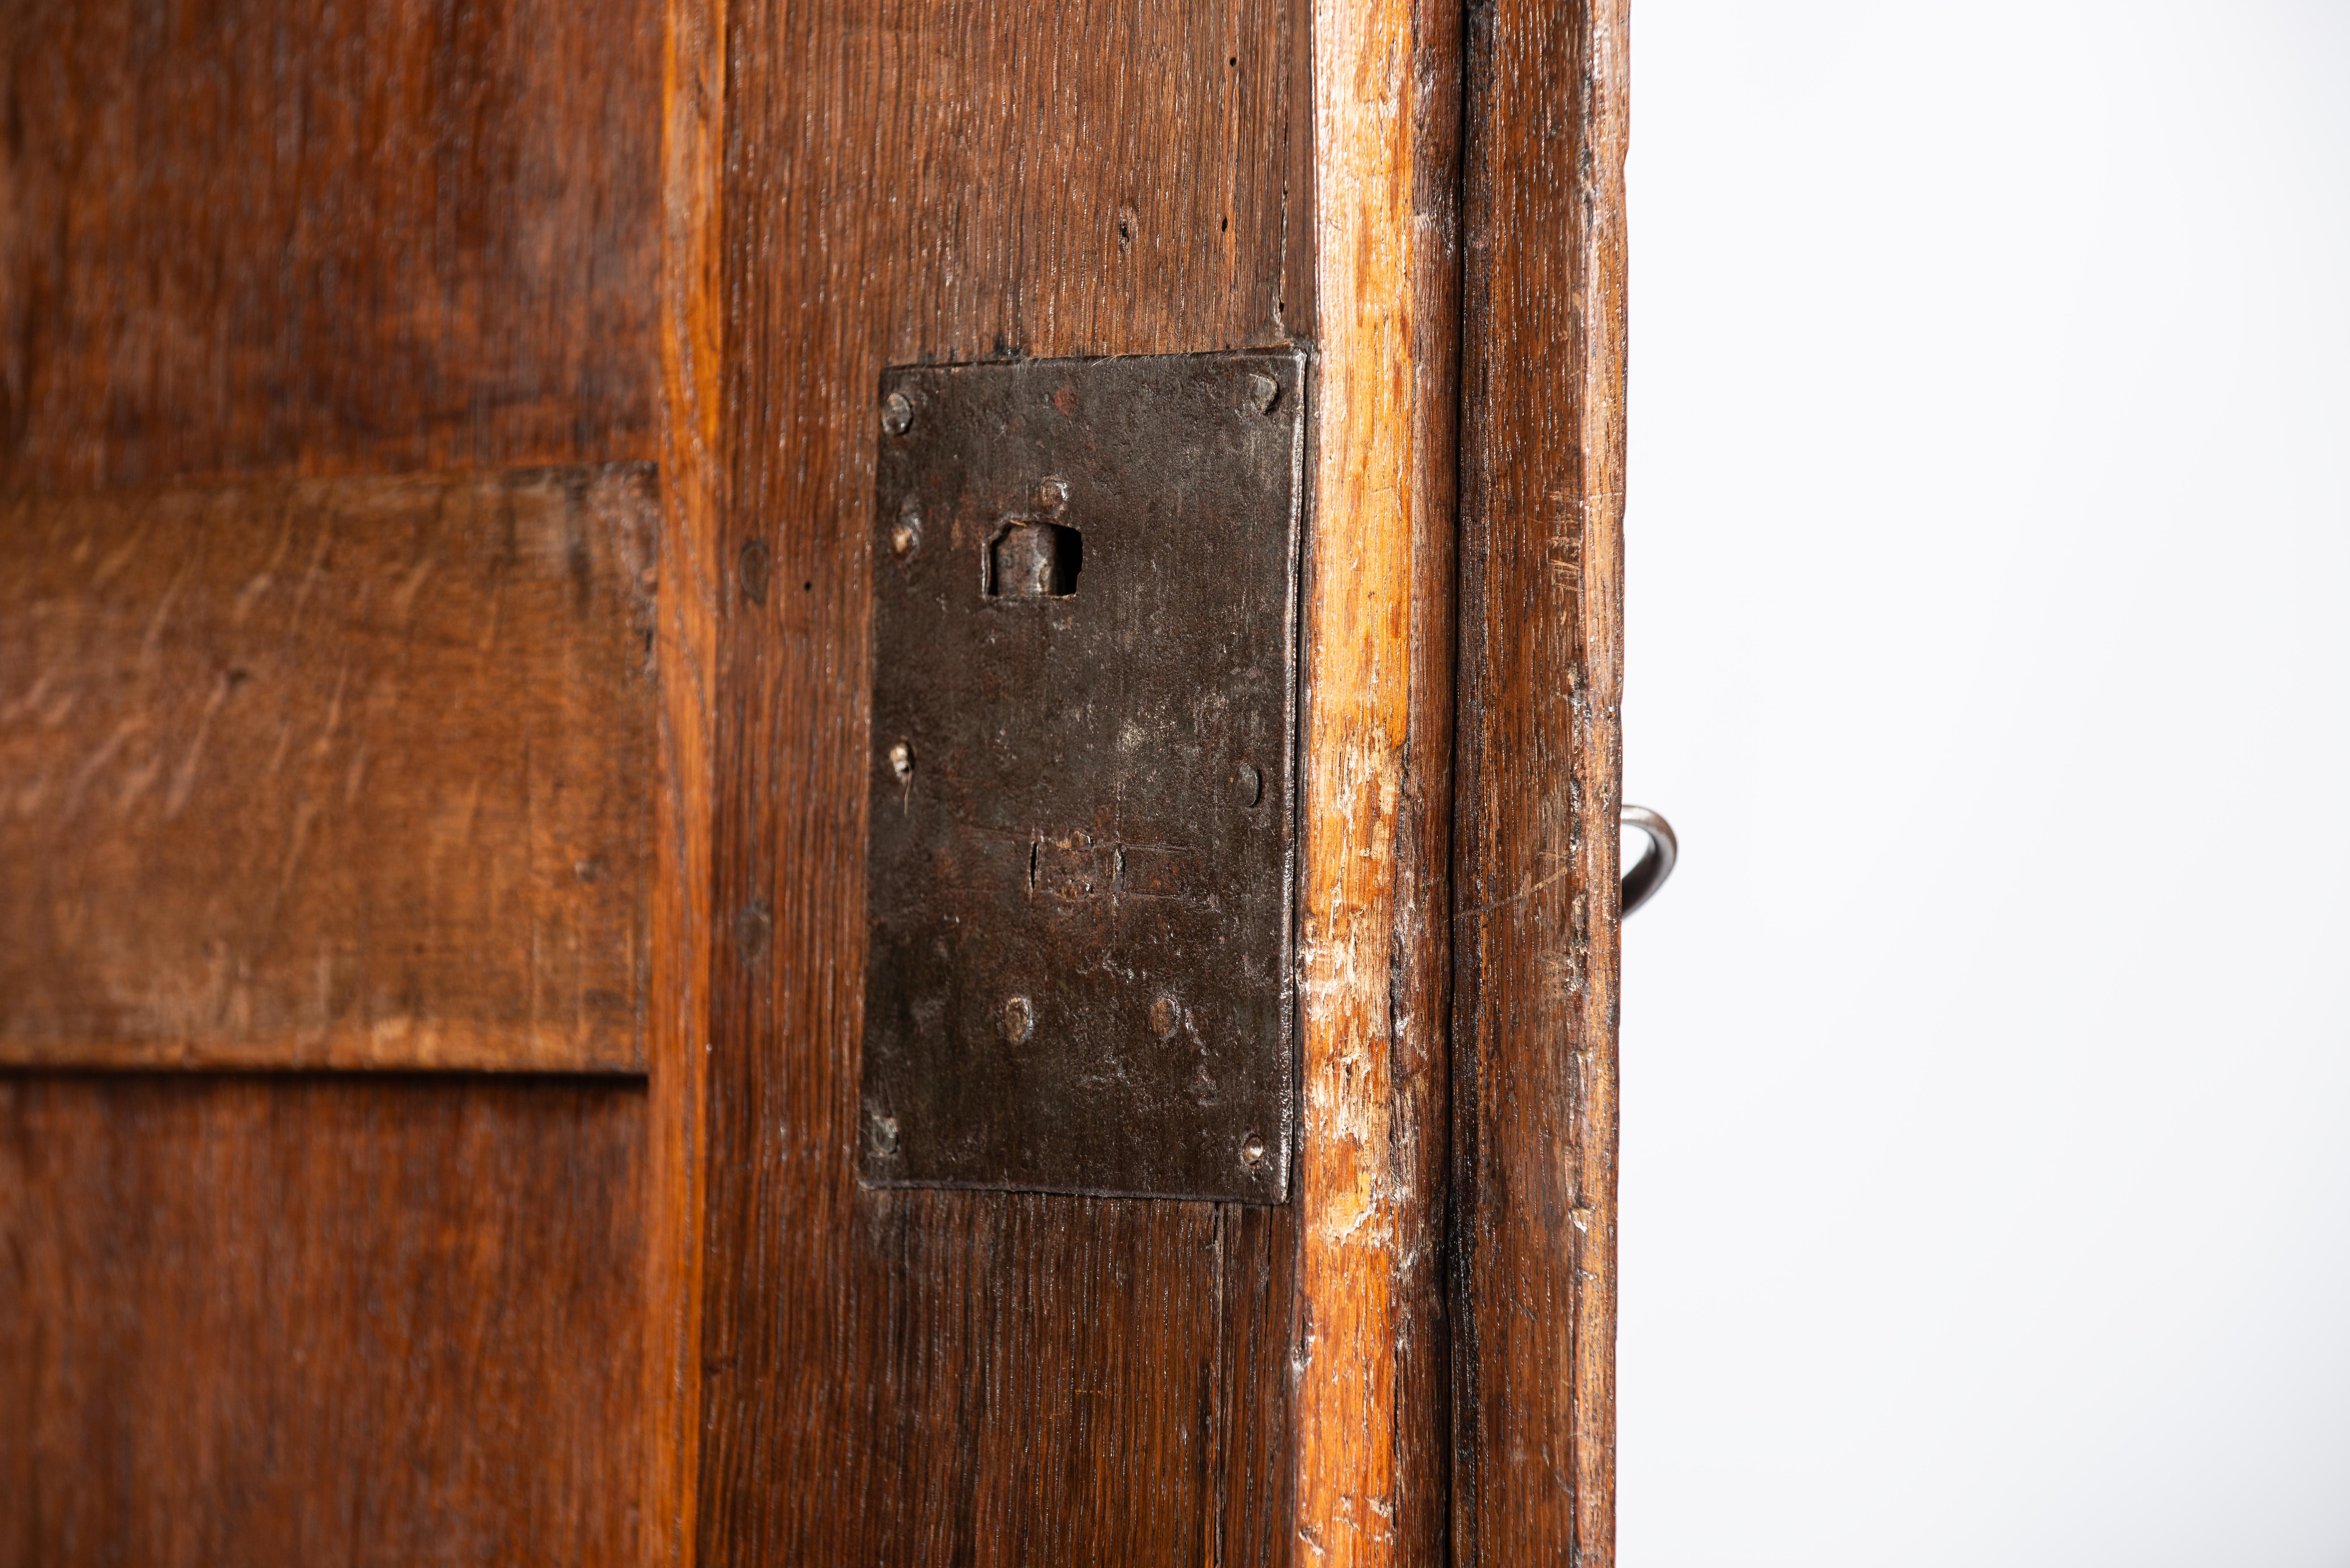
[860,348,1306,1202]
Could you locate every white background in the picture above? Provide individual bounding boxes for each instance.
[1618,2,2350,1562]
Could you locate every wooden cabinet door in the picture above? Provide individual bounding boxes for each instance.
[0,0,1626,1562]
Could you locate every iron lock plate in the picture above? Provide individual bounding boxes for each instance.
[859,348,1305,1202]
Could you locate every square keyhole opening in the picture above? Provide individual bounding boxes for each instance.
[987,520,1082,598]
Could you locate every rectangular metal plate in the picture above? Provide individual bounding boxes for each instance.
[860,348,1305,1202]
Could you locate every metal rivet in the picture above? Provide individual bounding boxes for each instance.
[1035,476,1070,513]
[888,741,914,782]
[1245,373,1278,413]
[882,390,915,436]
[1000,995,1034,1044]
[873,1114,900,1155]
[1149,995,1181,1039]
[1239,1134,1268,1170]
[890,508,922,557]
[1234,762,1262,808]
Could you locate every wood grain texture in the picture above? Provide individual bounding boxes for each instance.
[0,467,659,1073]
[1294,0,1460,1562]
[0,1073,647,1568]
[0,0,660,494]
[644,0,726,1553]
[1452,0,1631,1561]
[0,0,664,1559]
[696,0,1309,1558]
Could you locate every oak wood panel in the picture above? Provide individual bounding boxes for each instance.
[0,0,664,1559]
[0,467,658,1073]
[0,1073,646,1568]
[0,0,660,494]
[1452,0,1631,1561]
[1292,0,1460,1562]
[645,0,727,1552]
[697,0,1309,1559]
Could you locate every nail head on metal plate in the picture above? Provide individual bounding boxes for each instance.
[889,502,922,557]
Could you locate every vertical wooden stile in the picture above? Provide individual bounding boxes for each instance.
[1453,0,1632,1563]
[648,0,726,1558]
[1295,0,1460,1561]
[692,3,1313,1559]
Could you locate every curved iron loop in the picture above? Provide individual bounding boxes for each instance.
[1621,804,1678,918]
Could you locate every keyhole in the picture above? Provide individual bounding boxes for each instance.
[987,521,1082,598]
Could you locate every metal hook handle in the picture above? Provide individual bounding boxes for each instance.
[1621,804,1677,918]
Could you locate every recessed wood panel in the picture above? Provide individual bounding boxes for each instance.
[0,1073,646,1568]
[0,0,666,1560]
[0,0,660,493]
[0,466,658,1073]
